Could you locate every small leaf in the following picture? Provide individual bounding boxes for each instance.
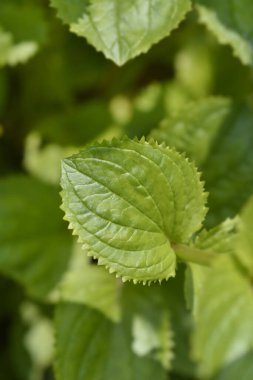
[0,176,72,298]
[195,0,253,66]
[51,0,192,65]
[61,137,206,283]
[186,218,239,314]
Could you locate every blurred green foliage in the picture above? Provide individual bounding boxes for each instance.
[0,1,253,380]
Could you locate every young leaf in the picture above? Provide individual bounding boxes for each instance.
[0,176,72,298]
[195,0,253,66]
[51,0,192,65]
[186,218,238,314]
[61,138,207,283]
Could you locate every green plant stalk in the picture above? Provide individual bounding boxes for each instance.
[173,244,218,266]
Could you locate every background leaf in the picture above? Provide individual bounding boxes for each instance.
[55,283,173,380]
[51,0,191,65]
[195,0,253,65]
[0,176,72,298]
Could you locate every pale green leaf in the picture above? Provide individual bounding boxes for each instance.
[193,218,238,256]
[54,284,173,380]
[0,176,72,298]
[191,256,253,377]
[61,137,206,283]
[236,197,253,277]
[150,97,231,165]
[24,132,77,185]
[55,242,120,322]
[195,0,253,65]
[51,0,191,65]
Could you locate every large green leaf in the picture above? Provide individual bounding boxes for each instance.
[191,256,253,378]
[54,284,172,380]
[51,0,191,65]
[0,176,72,298]
[61,137,206,283]
[195,0,253,65]
[188,220,253,378]
[236,197,253,277]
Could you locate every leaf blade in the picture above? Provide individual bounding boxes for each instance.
[61,138,206,283]
[51,0,191,65]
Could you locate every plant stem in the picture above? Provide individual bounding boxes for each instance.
[173,244,218,266]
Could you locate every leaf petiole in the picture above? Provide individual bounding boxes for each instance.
[173,244,218,267]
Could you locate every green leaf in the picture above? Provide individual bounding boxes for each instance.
[150,97,231,165]
[55,242,120,322]
[195,0,253,65]
[186,218,238,312]
[51,0,192,65]
[163,267,196,377]
[191,256,253,377]
[24,132,78,185]
[236,197,253,276]
[0,176,72,298]
[151,100,253,227]
[54,284,173,380]
[202,104,253,226]
[188,220,253,378]
[0,1,48,66]
[214,351,253,380]
[193,218,238,256]
[61,137,207,283]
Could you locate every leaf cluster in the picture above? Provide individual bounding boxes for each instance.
[0,1,253,380]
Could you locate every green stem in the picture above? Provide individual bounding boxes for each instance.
[173,244,218,267]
